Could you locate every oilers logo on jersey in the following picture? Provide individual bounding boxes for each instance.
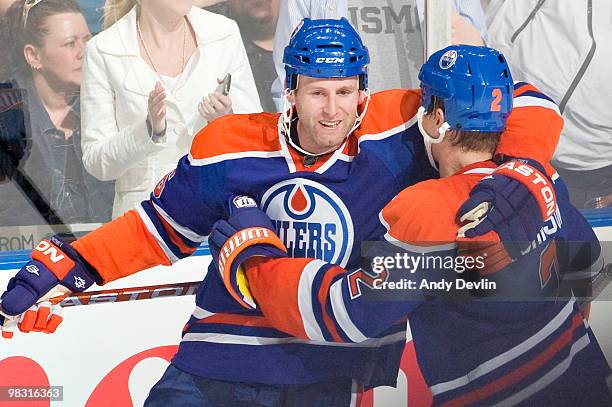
[261,178,354,267]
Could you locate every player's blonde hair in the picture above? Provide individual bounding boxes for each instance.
[103,0,137,29]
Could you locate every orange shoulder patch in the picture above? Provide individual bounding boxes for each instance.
[355,89,421,138]
[383,175,481,243]
[190,113,282,160]
[497,103,563,165]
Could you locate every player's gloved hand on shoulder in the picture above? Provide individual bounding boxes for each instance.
[0,235,100,338]
[209,196,287,309]
[456,158,557,273]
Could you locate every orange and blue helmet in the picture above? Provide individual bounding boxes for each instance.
[283,18,370,91]
[419,45,513,132]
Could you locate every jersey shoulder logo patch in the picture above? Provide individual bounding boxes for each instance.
[153,169,176,199]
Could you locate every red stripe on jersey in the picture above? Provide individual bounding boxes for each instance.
[317,265,349,343]
[195,313,275,329]
[289,146,336,173]
[287,132,360,173]
[154,208,197,256]
[245,257,314,339]
[440,312,584,407]
[401,340,433,407]
[344,134,359,156]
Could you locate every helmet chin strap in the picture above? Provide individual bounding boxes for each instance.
[416,106,450,171]
[281,77,371,157]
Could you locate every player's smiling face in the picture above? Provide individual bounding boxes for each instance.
[290,75,362,154]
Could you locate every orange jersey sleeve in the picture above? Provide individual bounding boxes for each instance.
[242,170,495,343]
[496,83,564,167]
[72,210,171,284]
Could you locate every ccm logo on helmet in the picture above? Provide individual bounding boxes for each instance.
[315,57,344,64]
[35,240,65,264]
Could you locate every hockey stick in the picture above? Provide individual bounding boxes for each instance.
[55,263,612,307]
[56,281,201,307]
[0,281,201,332]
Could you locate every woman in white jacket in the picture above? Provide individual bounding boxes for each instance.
[81,0,261,218]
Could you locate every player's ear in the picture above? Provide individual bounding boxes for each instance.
[434,108,445,126]
[287,90,296,104]
[358,90,367,104]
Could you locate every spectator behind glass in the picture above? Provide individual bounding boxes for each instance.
[224,0,280,112]
[271,0,487,111]
[0,0,114,226]
[81,0,261,219]
[486,0,612,209]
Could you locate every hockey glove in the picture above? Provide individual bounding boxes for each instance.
[208,196,287,309]
[457,159,557,273]
[0,235,99,338]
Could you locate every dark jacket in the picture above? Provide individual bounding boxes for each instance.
[0,74,114,226]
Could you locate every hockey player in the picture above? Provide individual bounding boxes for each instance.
[210,45,612,405]
[1,19,567,406]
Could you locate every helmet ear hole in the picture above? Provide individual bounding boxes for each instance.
[358,74,367,90]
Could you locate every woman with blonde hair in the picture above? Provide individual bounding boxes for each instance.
[81,0,261,218]
[0,0,114,226]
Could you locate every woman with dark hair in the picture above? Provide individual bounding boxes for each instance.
[0,0,114,227]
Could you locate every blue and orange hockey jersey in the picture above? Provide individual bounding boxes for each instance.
[70,83,566,386]
[242,161,611,405]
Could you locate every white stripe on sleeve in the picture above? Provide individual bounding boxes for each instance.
[330,279,369,343]
[297,260,328,341]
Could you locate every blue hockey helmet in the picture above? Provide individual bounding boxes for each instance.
[418,45,513,132]
[283,18,370,90]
